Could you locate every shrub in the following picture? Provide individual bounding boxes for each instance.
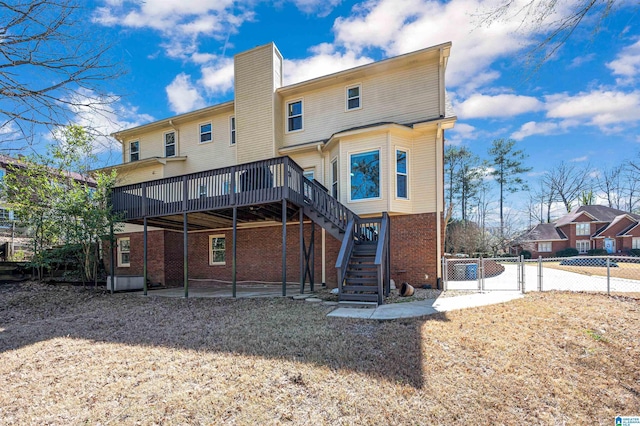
[630,249,640,257]
[587,248,608,256]
[520,250,532,259]
[556,248,579,257]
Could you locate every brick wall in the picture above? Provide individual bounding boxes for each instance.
[390,212,439,288]
[106,212,440,290]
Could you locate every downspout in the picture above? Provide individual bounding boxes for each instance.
[318,143,326,286]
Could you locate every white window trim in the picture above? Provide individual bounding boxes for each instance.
[285,98,304,133]
[331,157,339,200]
[538,242,552,253]
[129,141,139,162]
[117,237,130,267]
[576,222,590,236]
[199,122,212,144]
[229,115,236,146]
[164,130,177,157]
[345,83,362,112]
[632,237,640,250]
[348,148,382,203]
[209,234,226,266]
[395,147,409,200]
[576,240,590,253]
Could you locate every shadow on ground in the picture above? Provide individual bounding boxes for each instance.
[0,283,450,388]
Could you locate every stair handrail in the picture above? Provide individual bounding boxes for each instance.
[335,217,357,293]
[374,212,390,304]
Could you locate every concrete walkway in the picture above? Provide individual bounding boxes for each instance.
[327,291,524,320]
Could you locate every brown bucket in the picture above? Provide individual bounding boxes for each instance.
[399,282,415,297]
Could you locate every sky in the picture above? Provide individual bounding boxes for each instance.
[6,0,640,225]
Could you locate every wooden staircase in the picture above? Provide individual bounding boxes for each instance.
[335,214,390,305]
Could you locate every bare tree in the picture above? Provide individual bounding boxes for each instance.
[0,1,122,145]
[478,0,617,68]
[596,165,624,209]
[543,162,593,214]
[623,160,640,213]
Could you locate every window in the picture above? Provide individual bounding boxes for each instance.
[129,141,139,162]
[538,242,552,252]
[165,131,176,157]
[209,235,226,265]
[576,223,590,236]
[287,100,303,132]
[576,240,590,253]
[331,158,339,199]
[303,170,314,181]
[303,169,315,201]
[200,123,212,143]
[230,116,236,145]
[346,84,361,110]
[117,237,130,267]
[396,149,408,199]
[199,185,207,198]
[633,237,640,249]
[350,150,380,201]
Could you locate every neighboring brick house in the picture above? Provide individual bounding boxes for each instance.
[512,205,640,258]
[101,41,456,302]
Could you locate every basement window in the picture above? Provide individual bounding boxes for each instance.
[117,237,130,267]
[209,235,226,265]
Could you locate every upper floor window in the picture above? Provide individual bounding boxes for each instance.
[346,84,361,111]
[165,131,176,157]
[331,158,339,199]
[230,116,236,145]
[287,100,303,132]
[129,141,139,162]
[396,149,408,199]
[576,223,590,236]
[200,123,212,143]
[350,150,380,201]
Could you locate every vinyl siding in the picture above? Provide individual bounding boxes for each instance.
[115,163,164,186]
[281,60,440,148]
[289,151,323,186]
[234,44,277,163]
[411,132,438,213]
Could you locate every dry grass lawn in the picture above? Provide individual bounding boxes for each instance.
[543,261,640,281]
[1,282,638,425]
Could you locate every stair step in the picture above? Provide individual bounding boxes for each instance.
[339,293,379,303]
[345,277,378,284]
[346,270,377,276]
[349,261,376,267]
[342,285,378,292]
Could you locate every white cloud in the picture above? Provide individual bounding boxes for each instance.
[607,39,640,84]
[568,53,596,69]
[283,44,373,85]
[545,90,640,127]
[457,94,543,119]
[569,156,588,163]
[446,122,476,145]
[510,121,562,140]
[166,73,206,114]
[290,0,342,16]
[64,89,154,153]
[200,58,235,94]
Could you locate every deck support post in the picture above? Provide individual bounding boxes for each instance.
[282,199,287,297]
[109,223,115,294]
[143,217,148,296]
[232,207,237,298]
[310,222,315,292]
[183,212,188,298]
[300,208,304,294]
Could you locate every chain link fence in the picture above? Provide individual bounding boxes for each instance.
[443,255,640,295]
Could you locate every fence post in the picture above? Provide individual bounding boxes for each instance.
[606,256,611,295]
[537,256,542,292]
[520,255,525,294]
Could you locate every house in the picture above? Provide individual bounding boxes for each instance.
[512,205,640,258]
[0,154,97,260]
[103,41,456,303]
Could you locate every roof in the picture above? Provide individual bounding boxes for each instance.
[0,154,96,186]
[591,214,639,238]
[515,223,568,243]
[574,205,640,222]
[554,209,596,227]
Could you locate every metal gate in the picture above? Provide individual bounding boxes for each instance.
[443,257,524,292]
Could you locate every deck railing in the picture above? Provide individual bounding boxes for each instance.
[111,156,356,234]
